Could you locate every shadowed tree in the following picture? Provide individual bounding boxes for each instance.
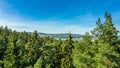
[61,32,74,68]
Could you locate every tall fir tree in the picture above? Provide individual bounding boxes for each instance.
[23,31,43,67]
[61,32,74,68]
[3,31,18,68]
[92,12,118,45]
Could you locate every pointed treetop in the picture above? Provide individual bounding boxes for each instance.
[68,31,72,41]
[96,17,101,25]
[104,12,111,20]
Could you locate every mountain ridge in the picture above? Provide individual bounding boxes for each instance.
[27,32,83,39]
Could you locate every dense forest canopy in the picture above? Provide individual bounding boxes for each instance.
[0,13,120,68]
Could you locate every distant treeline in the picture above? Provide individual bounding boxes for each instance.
[28,32,83,39]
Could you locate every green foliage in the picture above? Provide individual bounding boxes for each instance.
[0,13,120,68]
[82,32,92,46]
[34,57,42,68]
[73,12,120,68]
[23,31,42,66]
[92,12,118,45]
[60,33,74,68]
[41,45,56,67]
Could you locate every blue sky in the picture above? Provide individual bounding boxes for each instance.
[0,0,120,34]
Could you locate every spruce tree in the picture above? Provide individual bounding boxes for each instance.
[61,32,74,68]
[23,31,42,67]
[3,31,18,68]
[92,12,118,45]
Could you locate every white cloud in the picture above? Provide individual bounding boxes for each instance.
[0,18,94,34]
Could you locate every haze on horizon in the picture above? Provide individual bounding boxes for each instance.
[0,0,120,34]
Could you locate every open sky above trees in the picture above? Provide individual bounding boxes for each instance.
[0,0,120,34]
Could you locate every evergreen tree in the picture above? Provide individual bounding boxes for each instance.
[61,32,74,68]
[16,32,27,67]
[23,31,42,67]
[0,26,10,60]
[82,32,92,46]
[92,12,118,45]
[91,12,120,67]
[3,31,18,68]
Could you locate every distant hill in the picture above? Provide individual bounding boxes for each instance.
[28,32,83,39]
[39,33,82,38]
[27,32,120,40]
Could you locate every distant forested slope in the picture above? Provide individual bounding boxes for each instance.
[28,32,83,39]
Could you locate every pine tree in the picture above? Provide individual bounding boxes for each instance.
[3,31,18,68]
[82,32,92,46]
[61,32,74,68]
[0,26,10,60]
[16,32,27,67]
[91,12,120,67]
[23,31,43,67]
[53,38,63,68]
[92,12,118,45]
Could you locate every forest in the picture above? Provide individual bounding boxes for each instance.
[0,12,120,68]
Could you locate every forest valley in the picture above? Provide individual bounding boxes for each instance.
[0,12,120,68]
